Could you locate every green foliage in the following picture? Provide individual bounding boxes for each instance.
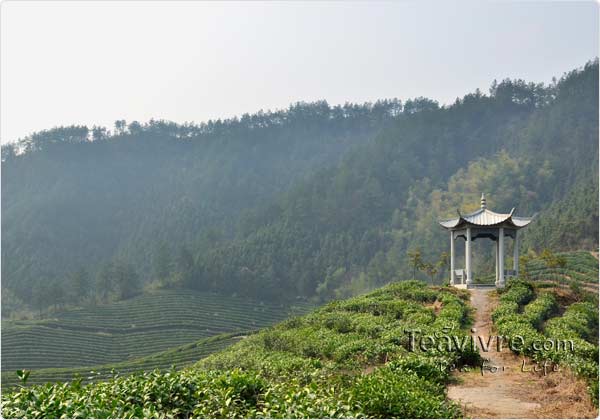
[349,366,461,418]
[523,174,599,252]
[153,242,173,283]
[491,301,519,323]
[407,248,424,280]
[195,62,597,301]
[492,280,599,405]
[539,249,567,269]
[522,293,557,329]
[1,366,462,419]
[545,302,598,347]
[2,281,475,418]
[522,251,599,287]
[1,333,246,389]
[543,302,599,404]
[1,290,312,376]
[15,370,30,386]
[2,101,400,311]
[112,260,141,300]
[3,62,598,316]
[67,268,91,304]
[498,279,534,306]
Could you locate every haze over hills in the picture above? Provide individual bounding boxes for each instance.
[1,59,598,419]
[1,101,400,314]
[2,1,598,416]
[1,60,598,317]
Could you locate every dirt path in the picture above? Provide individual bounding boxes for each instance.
[447,288,597,419]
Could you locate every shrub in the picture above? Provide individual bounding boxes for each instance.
[498,279,534,306]
[492,285,599,406]
[2,280,479,418]
[523,293,557,329]
[349,366,461,418]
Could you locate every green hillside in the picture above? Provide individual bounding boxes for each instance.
[1,332,245,389]
[2,290,311,372]
[2,101,398,312]
[474,250,599,286]
[2,281,479,418]
[5,251,594,391]
[1,60,598,418]
[492,279,599,402]
[525,251,598,286]
[193,61,599,301]
[2,61,598,318]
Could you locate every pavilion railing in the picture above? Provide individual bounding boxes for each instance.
[453,269,517,285]
[453,269,467,284]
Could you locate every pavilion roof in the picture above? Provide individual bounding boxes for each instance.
[438,194,533,230]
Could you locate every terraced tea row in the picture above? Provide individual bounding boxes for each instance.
[474,251,598,286]
[526,251,598,284]
[1,333,245,389]
[8,291,303,330]
[3,281,479,418]
[492,279,599,403]
[2,290,312,372]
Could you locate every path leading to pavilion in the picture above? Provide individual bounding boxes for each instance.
[447,288,597,419]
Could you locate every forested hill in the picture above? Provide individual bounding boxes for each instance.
[2,100,400,311]
[2,60,598,315]
[197,60,598,300]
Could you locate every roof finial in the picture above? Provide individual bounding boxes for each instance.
[480,193,487,209]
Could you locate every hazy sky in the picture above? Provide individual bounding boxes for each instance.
[1,1,598,143]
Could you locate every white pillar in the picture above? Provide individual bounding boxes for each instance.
[495,239,499,285]
[450,232,455,285]
[466,227,472,286]
[513,231,519,275]
[498,227,505,287]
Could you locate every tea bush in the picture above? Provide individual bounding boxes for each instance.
[2,290,312,375]
[525,251,599,286]
[498,279,534,305]
[522,293,557,329]
[492,280,599,405]
[545,302,598,342]
[2,281,475,418]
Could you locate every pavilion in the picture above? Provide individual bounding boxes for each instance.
[438,194,533,288]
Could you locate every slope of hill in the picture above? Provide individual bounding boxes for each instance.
[4,251,593,392]
[474,250,599,287]
[448,281,598,418]
[2,281,479,418]
[1,290,312,372]
[491,279,599,408]
[525,251,599,287]
[196,61,599,301]
[2,100,400,310]
[2,62,597,316]
[4,268,598,417]
[1,332,245,389]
